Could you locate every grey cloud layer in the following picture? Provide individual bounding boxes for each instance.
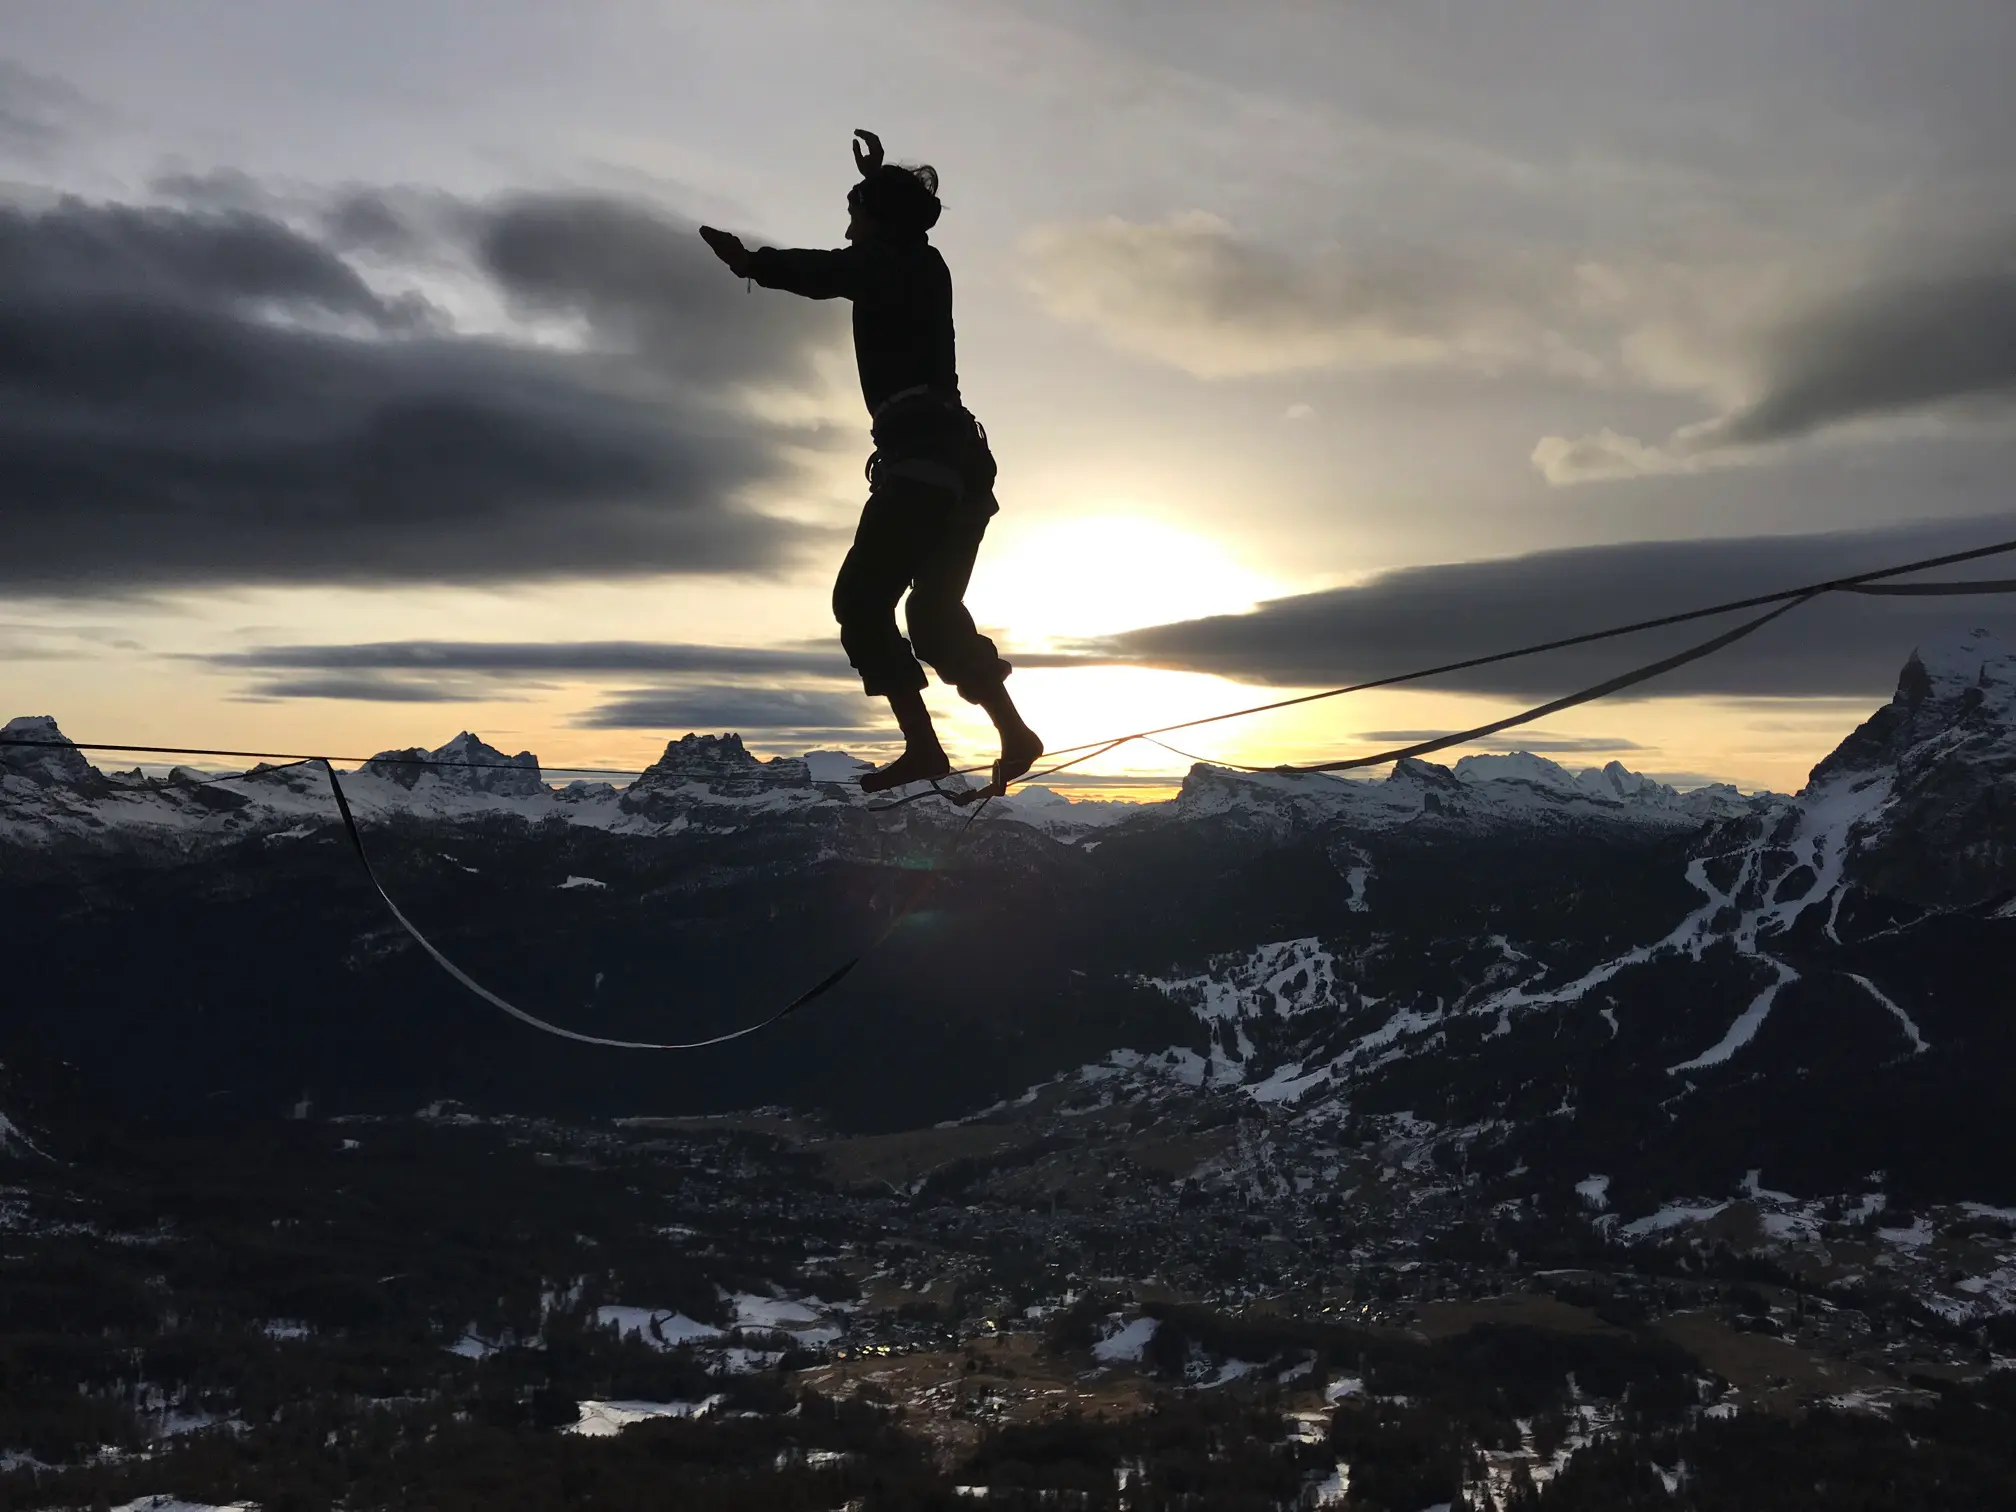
[193,640,1098,704]
[202,639,855,678]
[1101,516,2016,699]
[575,685,870,733]
[0,60,86,153]
[236,674,515,704]
[1018,213,1599,382]
[203,638,863,722]
[1022,213,2016,482]
[0,182,845,593]
[1537,247,2016,481]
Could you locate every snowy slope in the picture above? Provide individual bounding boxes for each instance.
[1805,626,2016,908]
[1052,631,2016,1218]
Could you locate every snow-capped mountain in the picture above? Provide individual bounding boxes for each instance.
[1167,750,1758,837]
[0,723,1138,856]
[5,632,2014,1218]
[364,731,546,798]
[0,717,1757,861]
[1804,626,2016,909]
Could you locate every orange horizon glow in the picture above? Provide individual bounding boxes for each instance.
[4,518,1888,801]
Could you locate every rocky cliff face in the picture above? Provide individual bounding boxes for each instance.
[1811,628,2016,909]
[363,732,546,799]
[618,733,813,819]
[1,714,109,795]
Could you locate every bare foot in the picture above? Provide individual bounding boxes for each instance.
[860,746,952,794]
[989,727,1045,796]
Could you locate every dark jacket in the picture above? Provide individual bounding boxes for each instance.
[747,236,959,417]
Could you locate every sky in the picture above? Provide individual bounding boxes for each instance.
[3,0,2015,796]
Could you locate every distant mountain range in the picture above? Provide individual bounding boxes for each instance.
[7,629,2015,1212]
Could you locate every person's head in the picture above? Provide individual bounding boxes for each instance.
[846,164,941,243]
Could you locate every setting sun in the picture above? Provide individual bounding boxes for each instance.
[965,514,1285,647]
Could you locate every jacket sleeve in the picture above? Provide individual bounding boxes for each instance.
[747,245,863,301]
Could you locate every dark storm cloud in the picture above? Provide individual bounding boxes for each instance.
[0,196,415,321]
[576,685,871,732]
[1100,516,2016,699]
[319,187,442,257]
[0,184,843,594]
[1715,256,2016,449]
[476,193,841,386]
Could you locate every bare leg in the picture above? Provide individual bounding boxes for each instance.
[859,686,952,793]
[971,683,1044,796]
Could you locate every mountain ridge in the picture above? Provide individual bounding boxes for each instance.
[6,631,2015,1223]
[1,713,1773,860]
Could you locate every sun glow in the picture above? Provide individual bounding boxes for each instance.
[964,513,1283,646]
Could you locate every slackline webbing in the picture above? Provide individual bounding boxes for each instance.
[930,535,2016,779]
[1120,593,1813,775]
[321,757,992,1051]
[15,533,2016,786]
[8,532,2016,1050]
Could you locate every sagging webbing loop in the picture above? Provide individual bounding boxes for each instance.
[319,758,991,1051]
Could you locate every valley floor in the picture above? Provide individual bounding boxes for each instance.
[3,1088,2013,1511]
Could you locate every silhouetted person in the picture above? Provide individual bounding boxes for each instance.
[701,130,1042,797]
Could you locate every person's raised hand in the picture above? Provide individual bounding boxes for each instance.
[698,225,751,277]
[852,129,884,175]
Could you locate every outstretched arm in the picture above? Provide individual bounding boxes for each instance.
[699,133,887,297]
[700,225,863,301]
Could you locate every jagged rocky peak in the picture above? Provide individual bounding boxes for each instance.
[1813,627,2016,783]
[1577,759,1661,800]
[0,715,106,792]
[628,733,810,799]
[1386,756,1464,792]
[1807,628,2016,909]
[362,732,544,798]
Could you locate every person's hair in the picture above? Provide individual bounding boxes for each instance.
[848,164,942,236]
